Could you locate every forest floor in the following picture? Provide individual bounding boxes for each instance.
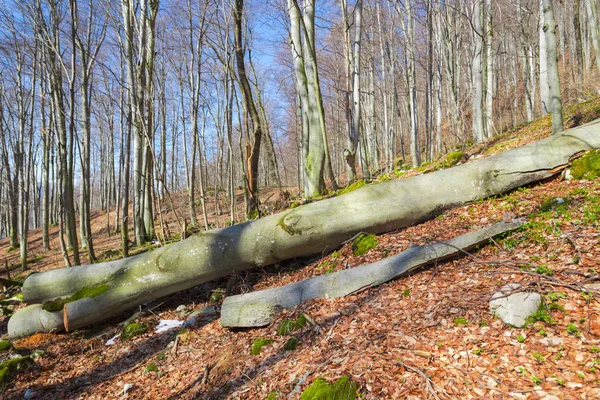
[1,100,600,399]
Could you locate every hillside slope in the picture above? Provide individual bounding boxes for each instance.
[1,101,600,399]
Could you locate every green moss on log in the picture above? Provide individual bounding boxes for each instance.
[251,338,274,355]
[352,233,378,256]
[441,151,464,168]
[571,149,600,179]
[300,376,357,400]
[0,356,33,386]
[42,284,110,312]
[338,180,366,196]
[277,213,303,236]
[120,322,147,341]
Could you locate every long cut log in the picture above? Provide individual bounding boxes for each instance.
[8,121,600,337]
[220,221,522,328]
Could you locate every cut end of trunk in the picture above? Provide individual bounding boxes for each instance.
[63,305,69,332]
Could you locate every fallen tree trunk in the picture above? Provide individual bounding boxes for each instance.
[220,221,522,328]
[8,121,600,337]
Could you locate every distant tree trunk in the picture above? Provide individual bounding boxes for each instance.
[539,0,550,115]
[287,0,330,197]
[471,0,485,143]
[484,0,493,138]
[542,0,563,134]
[233,0,263,214]
[339,0,363,182]
[586,0,600,75]
[516,0,534,122]
[573,0,584,99]
[406,0,421,165]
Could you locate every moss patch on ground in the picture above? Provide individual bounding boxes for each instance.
[251,338,274,355]
[300,376,357,400]
[284,337,299,351]
[277,313,309,336]
[42,284,110,312]
[352,233,378,256]
[0,356,34,386]
[0,340,12,351]
[120,322,147,341]
[570,149,600,180]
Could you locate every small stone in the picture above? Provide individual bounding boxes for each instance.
[564,169,573,180]
[539,336,563,347]
[123,383,134,395]
[490,284,542,328]
[24,389,36,399]
[176,305,186,312]
[584,283,600,292]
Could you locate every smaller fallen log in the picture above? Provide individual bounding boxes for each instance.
[220,221,522,328]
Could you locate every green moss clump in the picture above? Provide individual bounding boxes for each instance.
[265,391,278,400]
[277,319,296,336]
[338,180,366,196]
[352,233,378,256]
[284,337,299,351]
[294,313,308,330]
[376,173,392,182]
[247,209,260,220]
[571,149,600,180]
[210,289,225,303]
[120,322,147,341]
[251,338,274,355]
[0,356,34,385]
[277,313,309,336]
[301,376,357,400]
[540,197,570,212]
[42,284,110,312]
[144,362,159,373]
[0,340,12,351]
[441,151,464,168]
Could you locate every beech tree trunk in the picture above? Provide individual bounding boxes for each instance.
[8,121,600,338]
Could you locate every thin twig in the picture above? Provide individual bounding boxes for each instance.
[396,361,449,400]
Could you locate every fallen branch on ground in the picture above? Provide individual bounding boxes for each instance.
[220,221,522,328]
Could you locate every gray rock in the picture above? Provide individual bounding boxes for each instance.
[24,389,36,399]
[564,169,573,180]
[490,284,541,328]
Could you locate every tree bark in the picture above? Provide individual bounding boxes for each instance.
[542,0,563,135]
[471,0,485,143]
[221,221,522,328]
[8,121,600,338]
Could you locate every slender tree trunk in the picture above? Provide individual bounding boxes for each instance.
[472,0,485,143]
[586,0,600,75]
[542,0,563,134]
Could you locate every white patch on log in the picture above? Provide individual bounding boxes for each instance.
[136,273,162,283]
